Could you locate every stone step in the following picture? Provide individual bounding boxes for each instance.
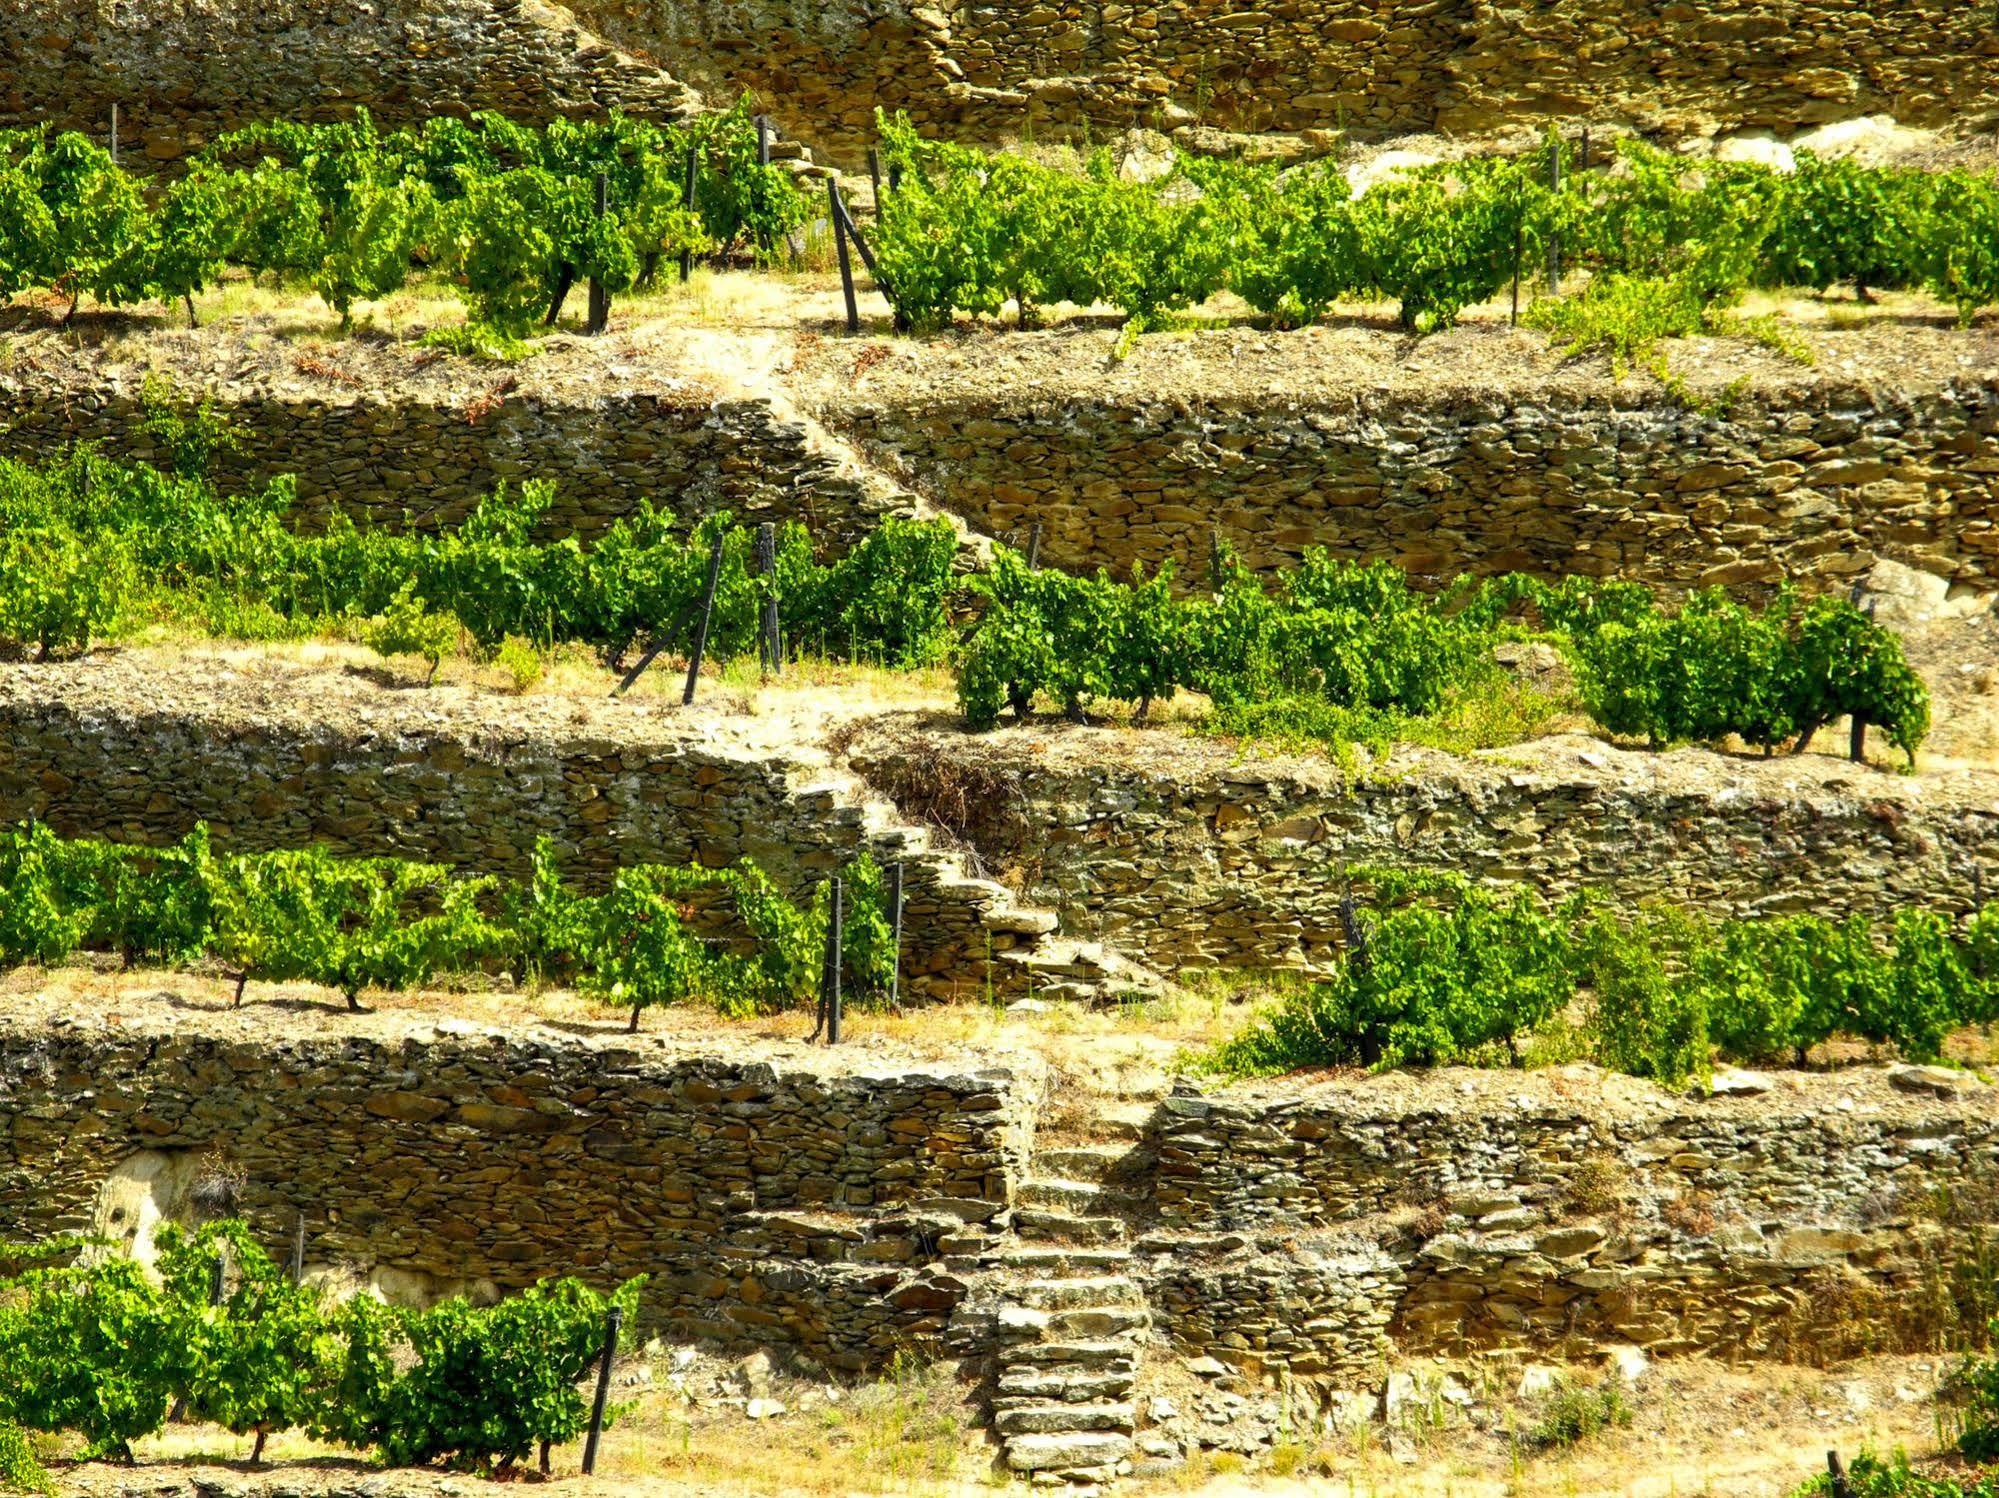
[1046,1304,1151,1338]
[1000,939,1168,996]
[1003,1340,1138,1370]
[1031,1144,1132,1183]
[1014,1276,1145,1312]
[994,1402,1136,1436]
[984,906,1061,937]
[1004,1431,1134,1474]
[1018,1178,1105,1213]
[996,1368,1136,1402]
[1096,1102,1157,1142]
[999,1245,1132,1277]
[1014,1209,1127,1246]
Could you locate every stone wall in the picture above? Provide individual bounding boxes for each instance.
[0,0,698,165]
[0,1002,1036,1367]
[1136,1067,1999,1380]
[0,378,891,546]
[851,721,1999,976]
[0,654,1037,1001]
[825,376,1999,592]
[1,997,1988,1384]
[9,0,1999,167]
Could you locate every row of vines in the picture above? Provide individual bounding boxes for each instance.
[0,1222,641,1487]
[1204,872,1999,1085]
[871,113,1999,339]
[0,822,895,1028]
[6,105,1997,348]
[0,445,958,670]
[0,103,807,334]
[0,442,1933,761]
[961,549,1931,762]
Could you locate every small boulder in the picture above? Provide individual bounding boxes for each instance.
[733,1351,774,1400]
[1889,1063,1975,1097]
[1605,1345,1649,1385]
[1708,1067,1775,1097]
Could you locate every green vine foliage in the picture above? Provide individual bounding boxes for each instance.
[0,823,890,1023]
[959,544,1928,764]
[1543,580,1931,763]
[0,1420,51,1496]
[0,449,960,672]
[0,105,803,331]
[6,112,1999,338]
[369,1276,645,1473]
[0,1249,181,1461]
[155,1222,341,1455]
[1204,874,1999,1085]
[1790,1451,1999,1498]
[0,1229,643,1479]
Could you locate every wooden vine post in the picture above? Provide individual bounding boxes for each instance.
[1546,132,1563,295]
[830,177,861,333]
[682,529,726,706]
[679,143,699,284]
[587,170,610,335]
[754,114,773,257]
[756,521,782,675]
[829,182,906,332]
[887,860,904,1010]
[581,1305,623,1475]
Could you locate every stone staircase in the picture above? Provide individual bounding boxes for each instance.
[783,765,1165,1007]
[988,1131,1152,1488]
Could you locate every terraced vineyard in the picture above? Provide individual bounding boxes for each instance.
[5,26,1999,1498]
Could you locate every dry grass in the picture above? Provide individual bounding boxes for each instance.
[2,959,1264,1092]
[40,1350,1966,1498]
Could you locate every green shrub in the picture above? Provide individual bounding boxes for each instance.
[370,1276,644,1474]
[1791,1451,1999,1498]
[1531,1377,1633,1448]
[363,582,462,679]
[1200,877,1996,1085]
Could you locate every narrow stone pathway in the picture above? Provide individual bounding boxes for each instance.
[784,761,1165,1005]
[989,1128,1152,1488]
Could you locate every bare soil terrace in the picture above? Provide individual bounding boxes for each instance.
[5,273,1998,417]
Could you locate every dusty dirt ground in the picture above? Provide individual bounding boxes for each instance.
[35,1350,1978,1497]
[5,265,1997,417]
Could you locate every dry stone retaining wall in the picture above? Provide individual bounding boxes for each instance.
[0,1002,1989,1383]
[852,723,1999,975]
[8,0,1998,166]
[828,378,1999,592]
[0,380,891,546]
[0,656,1022,1001]
[1138,1068,1999,1380]
[0,0,698,165]
[0,1008,1035,1367]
